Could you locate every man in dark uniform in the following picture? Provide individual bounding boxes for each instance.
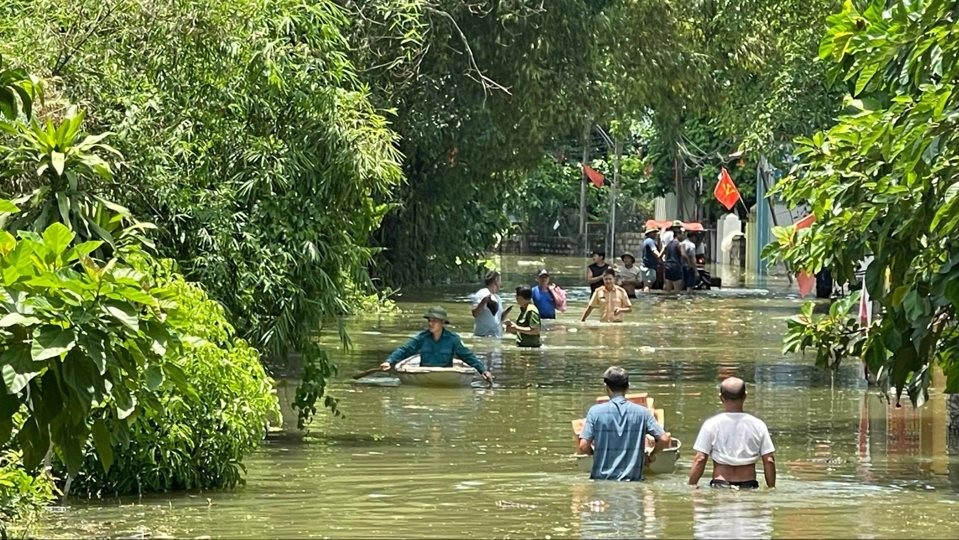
[381,306,493,384]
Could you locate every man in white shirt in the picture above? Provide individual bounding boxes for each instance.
[688,377,776,489]
[616,252,642,297]
[471,270,505,337]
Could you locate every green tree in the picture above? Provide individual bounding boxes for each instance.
[340,0,610,283]
[1,0,403,423]
[0,216,186,478]
[0,63,278,499]
[695,0,843,156]
[66,257,279,496]
[764,0,959,405]
[0,55,39,120]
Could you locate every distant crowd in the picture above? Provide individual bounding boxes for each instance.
[465,220,712,349]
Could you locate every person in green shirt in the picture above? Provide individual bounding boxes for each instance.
[505,286,541,348]
[380,306,494,384]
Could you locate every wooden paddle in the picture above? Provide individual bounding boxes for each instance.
[352,365,390,379]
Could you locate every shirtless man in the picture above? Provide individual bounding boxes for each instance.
[688,377,776,489]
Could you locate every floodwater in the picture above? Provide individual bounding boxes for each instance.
[39,255,959,538]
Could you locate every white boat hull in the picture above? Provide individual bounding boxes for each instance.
[393,356,478,388]
[575,438,682,475]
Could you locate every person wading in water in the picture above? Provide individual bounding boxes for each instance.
[577,366,670,481]
[641,226,662,292]
[581,269,632,323]
[585,250,610,293]
[505,286,541,348]
[687,377,776,490]
[662,221,686,293]
[531,268,563,320]
[471,271,506,337]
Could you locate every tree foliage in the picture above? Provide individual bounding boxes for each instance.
[339,0,609,283]
[0,62,278,502]
[0,105,150,258]
[508,152,655,239]
[66,258,279,496]
[764,0,959,404]
[0,216,185,478]
[0,450,55,535]
[694,0,844,156]
[353,0,845,278]
[1,0,403,424]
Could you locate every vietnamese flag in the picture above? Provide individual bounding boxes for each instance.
[794,213,816,229]
[794,213,817,298]
[582,165,605,188]
[714,167,741,211]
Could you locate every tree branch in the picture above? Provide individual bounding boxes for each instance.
[52,1,116,76]
[424,6,511,98]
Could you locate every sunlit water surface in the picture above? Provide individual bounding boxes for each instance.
[39,256,959,538]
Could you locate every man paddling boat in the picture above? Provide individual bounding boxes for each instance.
[380,306,494,384]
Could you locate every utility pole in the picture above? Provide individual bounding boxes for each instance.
[578,122,590,255]
[609,137,622,257]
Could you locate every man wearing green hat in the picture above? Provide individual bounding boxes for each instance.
[380,306,493,384]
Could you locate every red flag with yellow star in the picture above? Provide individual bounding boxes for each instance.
[714,167,741,211]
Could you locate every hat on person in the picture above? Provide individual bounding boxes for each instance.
[644,226,659,235]
[422,306,450,323]
[537,268,550,277]
[670,220,684,229]
[620,252,635,263]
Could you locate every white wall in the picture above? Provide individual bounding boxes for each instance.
[716,213,745,285]
[653,193,678,221]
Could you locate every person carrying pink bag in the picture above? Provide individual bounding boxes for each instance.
[532,268,566,319]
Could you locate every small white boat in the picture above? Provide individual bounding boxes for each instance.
[393,355,478,388]
[571,393,681,475]
[573,438,682,475]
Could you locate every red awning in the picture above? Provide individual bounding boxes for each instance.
[644,219,705,232]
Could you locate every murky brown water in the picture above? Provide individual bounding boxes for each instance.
[39,255,959,538]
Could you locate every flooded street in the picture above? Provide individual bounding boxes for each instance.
[41,256,959,538]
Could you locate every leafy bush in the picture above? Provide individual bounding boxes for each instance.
[765,0,959,404]
[0,450,55,535]
[0,217,186,478]
[64,258,279,496]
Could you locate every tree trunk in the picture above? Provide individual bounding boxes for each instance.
[948,393,959,443]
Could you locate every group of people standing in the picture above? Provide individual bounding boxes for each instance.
[588,220,702,298]
[469,269,569,348]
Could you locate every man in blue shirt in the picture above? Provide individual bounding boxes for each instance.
[578,366,669,481]
[530,269,557,319]
[380,306,494,384]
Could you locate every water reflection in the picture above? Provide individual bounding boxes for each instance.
[36,255,959,538]
[691,489,773,539]
[571,482,663,539]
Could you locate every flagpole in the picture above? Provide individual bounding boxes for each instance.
[737,196,750,218]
